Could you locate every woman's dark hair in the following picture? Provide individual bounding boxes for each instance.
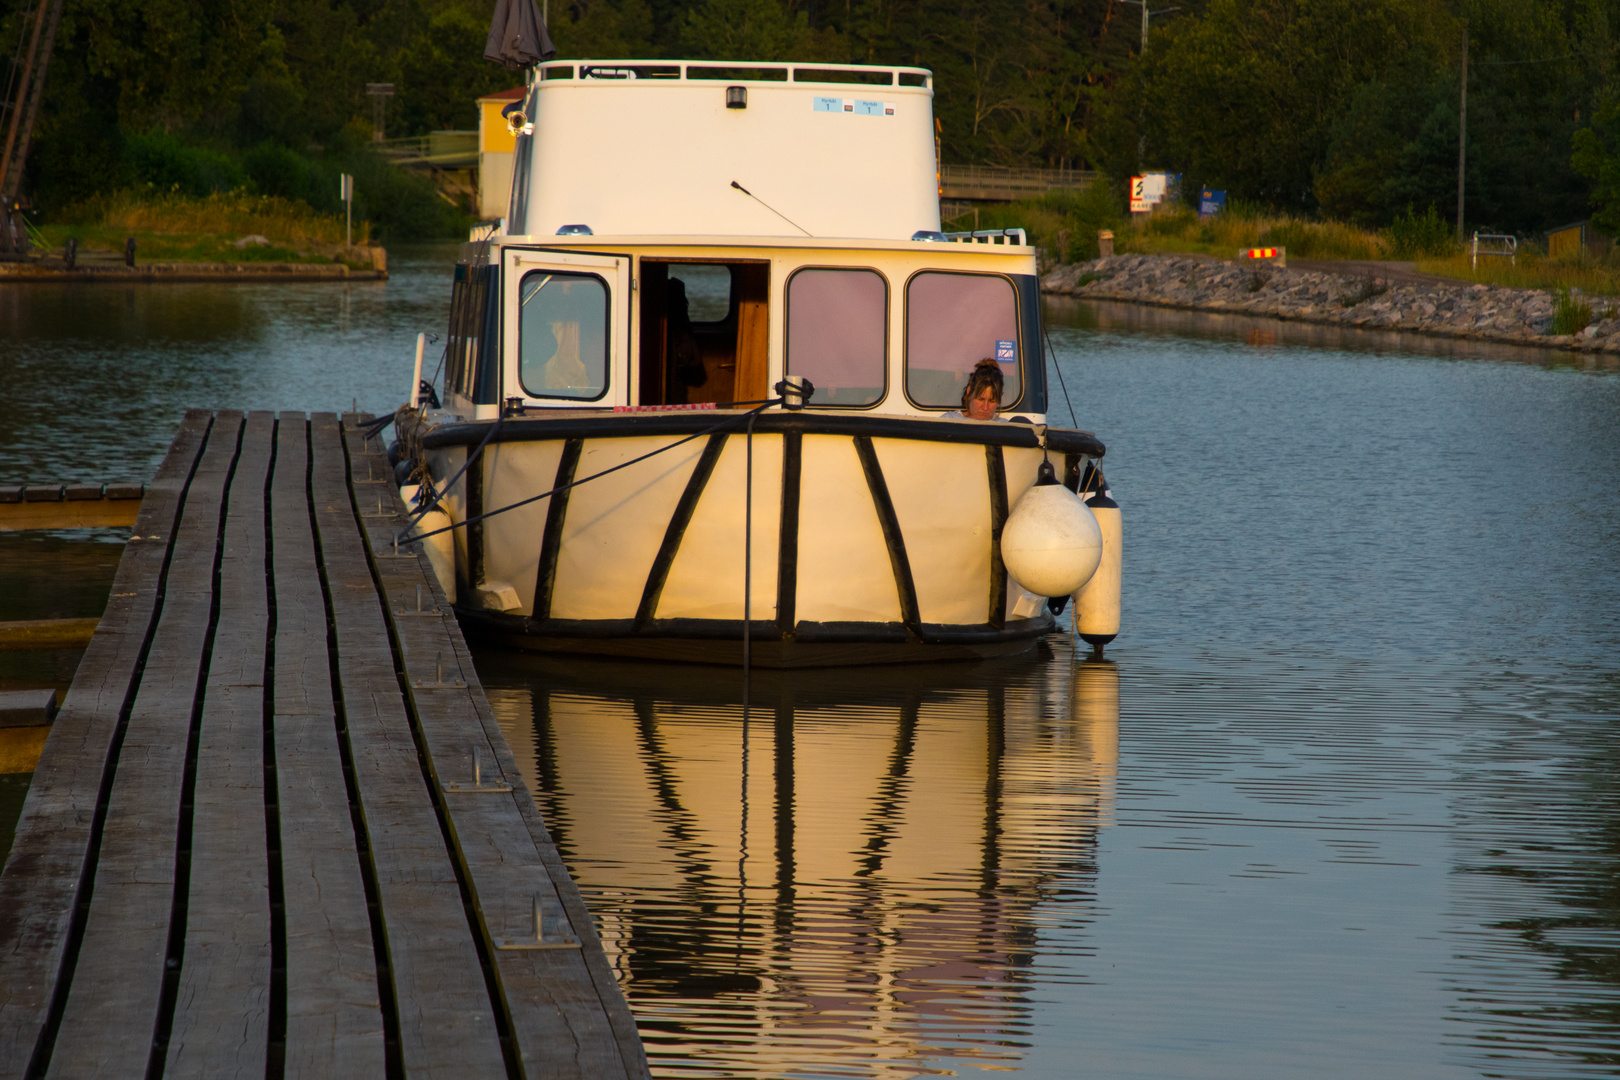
[961,357,1004,408]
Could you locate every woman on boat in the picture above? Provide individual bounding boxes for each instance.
[946,358,1005,421]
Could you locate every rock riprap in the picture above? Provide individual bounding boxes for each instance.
[1042,253,1620,351]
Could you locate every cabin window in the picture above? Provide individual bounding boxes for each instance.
[904,271,1022,409]
[518,270,609,401]
[785,268,887,406]
[444,263,491,402]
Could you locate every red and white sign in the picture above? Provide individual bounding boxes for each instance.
[1130,173,1170,213]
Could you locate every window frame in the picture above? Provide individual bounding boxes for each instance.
[783,264,891,410]
[901,268,1025,413]
[515,267,614,403]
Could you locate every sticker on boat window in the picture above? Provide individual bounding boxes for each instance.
[996,339,1017,363]
[814,97,843,113]
[853,99,885,116]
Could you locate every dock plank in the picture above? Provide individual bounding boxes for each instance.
[310,415,509,1078]
[163,411,275,1078]
[271,413,386,1077]
[0,409,210,1077]
[345,423,650,1079]
[47,411,244,1080]
[1,410,646,1079]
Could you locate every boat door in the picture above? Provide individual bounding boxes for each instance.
[502,248,632,407]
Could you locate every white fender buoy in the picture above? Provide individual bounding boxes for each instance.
[1074,482,1121,655]
[1000,461,1104,598]
[400,484,457,605]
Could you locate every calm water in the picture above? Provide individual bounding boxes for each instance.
[4,253,1620,1078]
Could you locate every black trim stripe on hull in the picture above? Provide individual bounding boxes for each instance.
[986,444,1009,631]
[852,436,921,637]
[776,431,802,636]
[467,447,485,592]
[458,608,1056,668]
[531,437,582,620]
[636,432,728,628]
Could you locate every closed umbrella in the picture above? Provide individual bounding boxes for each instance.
[485,0,555,70]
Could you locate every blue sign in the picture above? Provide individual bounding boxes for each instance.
[995,339,1017,363]
[813,97,843,113]
[853,99,885,116]
[1199,189,1227,217]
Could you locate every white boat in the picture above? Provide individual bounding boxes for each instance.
[392,59,1120,667]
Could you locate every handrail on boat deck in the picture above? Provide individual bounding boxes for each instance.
[535,59,933,89]
[944,228,1028,246]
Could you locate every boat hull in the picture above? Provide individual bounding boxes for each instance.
[404,411,1104,666]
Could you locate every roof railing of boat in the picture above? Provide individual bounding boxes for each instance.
[941,228,1028,246]
[537,60,932,89]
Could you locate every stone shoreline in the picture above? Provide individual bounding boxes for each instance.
[0,260,386,283]
[1041,253,1620,352]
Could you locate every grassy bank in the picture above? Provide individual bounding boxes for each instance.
[949,187,1620,296]
[1413,253,1620,296]
[33,191,372,266]
[944,190,1387,263]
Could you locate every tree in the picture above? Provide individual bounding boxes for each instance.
[1131,0,1457,207]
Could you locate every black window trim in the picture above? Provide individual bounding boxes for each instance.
[900,268,1027,413]
[783,263,891,410]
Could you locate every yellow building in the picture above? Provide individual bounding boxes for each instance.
[477,86,526,218]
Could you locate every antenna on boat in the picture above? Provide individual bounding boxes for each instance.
[729,181,811,237]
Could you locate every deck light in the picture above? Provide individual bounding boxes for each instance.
[911,230,948,242]
[555,224,594,235]
[726,86,747,109]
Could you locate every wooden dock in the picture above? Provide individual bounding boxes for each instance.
[0,410,648,1079]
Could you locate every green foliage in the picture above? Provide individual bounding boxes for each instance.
[1573,101,1620,238]
[945,182,1124,263]
[8,0,1620,243]
[330,145,468,240]
[551,0,658,59]
[679,0,817,60]
[124,134,249,197]
[1257,220,1386,261]
[1551,286,1593,334]
[395,5,519,133]
[1385,204,1455,259]
[1119,205,1385,261]
[1137,0,1459,209]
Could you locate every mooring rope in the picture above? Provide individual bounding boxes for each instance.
[395,399,781,545]
[1043,322,1078,429]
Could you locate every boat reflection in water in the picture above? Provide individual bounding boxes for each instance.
[478,640,1118,1077]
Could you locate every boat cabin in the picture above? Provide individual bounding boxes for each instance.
[439,61,1047,422]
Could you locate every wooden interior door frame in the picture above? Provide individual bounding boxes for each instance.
[636,258,771,406]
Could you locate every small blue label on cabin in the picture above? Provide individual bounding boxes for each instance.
[813,97,843,113]
[995,340,1016,363]
[853,99,885,116]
